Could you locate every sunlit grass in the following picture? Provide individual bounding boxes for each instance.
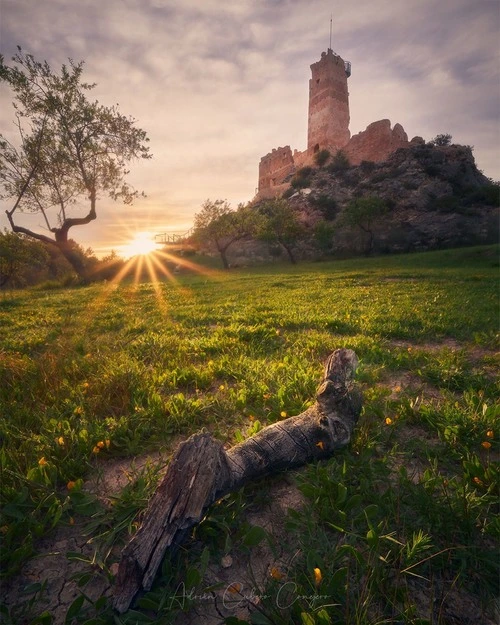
[0,245,498,623]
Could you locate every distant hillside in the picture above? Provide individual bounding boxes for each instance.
[285,142,499,257]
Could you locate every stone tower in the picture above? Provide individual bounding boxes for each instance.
[307,48,351,154]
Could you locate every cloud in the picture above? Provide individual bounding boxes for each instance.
[1,0,498,255]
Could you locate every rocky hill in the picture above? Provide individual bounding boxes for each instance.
[285,141,499,257]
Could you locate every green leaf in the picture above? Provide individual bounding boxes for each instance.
[242,525,266,548]
[64,595,85,624]
[185,565,201,589]
[316,609,332,625]
[300,613,315,625]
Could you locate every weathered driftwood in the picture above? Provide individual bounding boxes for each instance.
[113,348,361,613]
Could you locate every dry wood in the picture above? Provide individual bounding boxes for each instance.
[113,348,362,613]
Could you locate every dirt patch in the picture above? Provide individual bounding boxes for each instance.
[175,475,306,625]
[1,522,112,625]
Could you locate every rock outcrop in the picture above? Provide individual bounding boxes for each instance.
[287,142,498,255]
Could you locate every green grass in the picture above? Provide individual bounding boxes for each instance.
[0,245,498,624]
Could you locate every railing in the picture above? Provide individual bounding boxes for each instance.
[155,229,194,245]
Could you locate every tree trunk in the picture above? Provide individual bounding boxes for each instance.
[280,241,297,264]
[113,348,361,613]
[54,237,88,280]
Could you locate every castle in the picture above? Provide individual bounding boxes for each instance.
[256,48,412,200]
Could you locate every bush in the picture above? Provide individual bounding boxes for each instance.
[291,167,313,189]
[311,195,338,220]
[328,150,350,173]
[360,160,376,173]
[428,195,461,213]
[429,133,452,147]
[314,149,331,167]
[463,184,500,207]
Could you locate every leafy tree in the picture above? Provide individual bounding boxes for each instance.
[0,48,151,279]
[257,199,305,264]
[313,220,335,256]
[192,199,258,269]
[0,229,48,287]
[430,133,452,147]
[343,195,388,255]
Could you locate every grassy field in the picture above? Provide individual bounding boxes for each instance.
[0,245,498,624]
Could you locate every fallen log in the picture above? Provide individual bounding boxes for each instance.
[113,348,362,613]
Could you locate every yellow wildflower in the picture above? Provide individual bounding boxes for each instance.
[219,384,225,391]
[314,567,322,587]
[105,439,111,449]
[275,329,281,335]
[263,393,271,400]
[96,441,105,449]
[481,441,491,449]
[249,415,255,421]
[473,476,483,485]
[385,417,393,425]
[56,436,65,446]
[82,382,89,389]
[270,567,284,580]
[280,411,287,418]
[316,441,325,450]
[486,430,494,438]
[38,457,48,466]
[92,446,100,454]
[73,406,83,415]
[67,480,76,490]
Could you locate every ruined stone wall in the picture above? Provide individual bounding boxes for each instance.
[342,119,409,166]
[258,146,295,193]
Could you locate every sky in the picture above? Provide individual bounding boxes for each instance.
[1,0,499,257]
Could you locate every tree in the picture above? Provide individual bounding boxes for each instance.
[430,133,452,147]
[0,48,151,279]
[343,195,388,255]
[313,220,335,256]
[257,198,305,264]
[192,199,257,269]
[0,229,48,287]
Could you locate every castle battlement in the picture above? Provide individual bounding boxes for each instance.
[256,48,409,201]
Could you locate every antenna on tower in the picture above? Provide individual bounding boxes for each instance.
[329,13,333,50]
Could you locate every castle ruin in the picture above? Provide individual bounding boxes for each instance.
[256,48,410,200]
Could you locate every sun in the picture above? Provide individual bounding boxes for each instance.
[120,231,157,259]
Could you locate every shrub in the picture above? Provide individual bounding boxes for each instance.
[428,195,461,213]
[360,160,376,173]
[429,133,452,147]
[314,149,331,167]
[463,184,500,207]
[311,194,338,220]
[328,149,350,173]
[291,167,313,189]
